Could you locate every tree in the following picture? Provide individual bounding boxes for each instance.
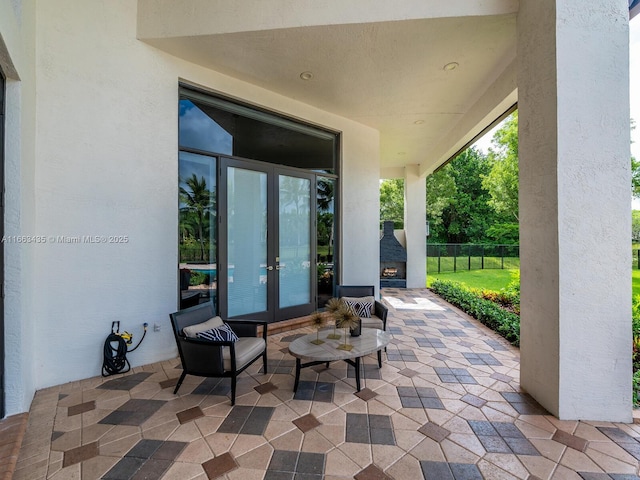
[482,112,519,221]
[632,120,640,199]
[633,158,640,199]
[633,210,640,243]
[426,165,456,235]
[379,179,404,228]
[180,174,214,262]
[486,223,519,244]
[427,147,502,243]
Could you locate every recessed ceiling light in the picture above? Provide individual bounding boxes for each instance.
[443,62,459,71]
[300,71,313,80]
[414,120,425,125]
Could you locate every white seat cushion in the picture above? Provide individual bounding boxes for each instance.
[223,337,265,371]
[361,315,384,330]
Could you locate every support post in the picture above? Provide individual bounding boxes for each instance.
[518,0,631,421]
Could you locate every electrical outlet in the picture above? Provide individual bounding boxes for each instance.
[153,323,161,332]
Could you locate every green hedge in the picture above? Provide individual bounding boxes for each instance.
[430,280,520,347]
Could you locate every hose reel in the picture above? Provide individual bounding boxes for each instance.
[102,321,148,377]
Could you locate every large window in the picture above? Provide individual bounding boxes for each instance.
[178,86,339,314]
[179,88,337,173]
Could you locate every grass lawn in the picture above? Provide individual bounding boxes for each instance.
[633,269,640,297]
[430,267,640,297]
[427,269,517,291]
[427,256,520,274]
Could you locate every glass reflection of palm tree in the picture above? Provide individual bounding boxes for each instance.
[317,179,334,259]
[180,174,214,262]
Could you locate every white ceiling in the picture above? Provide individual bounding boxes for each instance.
[144,14,517,172]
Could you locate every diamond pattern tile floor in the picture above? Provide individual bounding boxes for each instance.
[9,288,640,480]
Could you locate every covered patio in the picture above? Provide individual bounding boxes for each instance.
[0,0,634,429]
[7,289,640,480]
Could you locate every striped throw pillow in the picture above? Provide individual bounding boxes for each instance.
[196,323,239,342]
[342,296,374,318]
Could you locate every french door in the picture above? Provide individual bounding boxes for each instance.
[219,158,316,322]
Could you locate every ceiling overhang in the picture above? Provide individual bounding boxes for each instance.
[138,1,519,176]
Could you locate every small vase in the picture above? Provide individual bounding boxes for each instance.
[349,318,362,337]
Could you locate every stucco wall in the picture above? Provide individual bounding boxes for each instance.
[1,0,37,417]
[0,0,380,411]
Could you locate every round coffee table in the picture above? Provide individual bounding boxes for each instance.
[288,328,391,392]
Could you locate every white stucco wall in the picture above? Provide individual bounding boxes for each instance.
[0,0,380,412]
[1,0,37,417]
[340,128,381,294]
[518,0,631,421]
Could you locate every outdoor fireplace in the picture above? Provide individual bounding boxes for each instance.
[380,221,407,288]
[382,266,398,278]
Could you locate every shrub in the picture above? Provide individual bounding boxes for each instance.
[477,288,520,315]
[633,296,640,406]
[189,270,207,286]
[430,280,520,346]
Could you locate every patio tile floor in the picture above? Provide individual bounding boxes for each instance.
[6,288,640,479]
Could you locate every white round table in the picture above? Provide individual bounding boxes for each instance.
[288,328,391,392]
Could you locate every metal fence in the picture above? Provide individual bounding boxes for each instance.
[428,245,640,273]
[427,244,520,273]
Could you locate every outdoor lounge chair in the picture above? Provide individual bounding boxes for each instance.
[335,285,389,367]
[169,302,268,405]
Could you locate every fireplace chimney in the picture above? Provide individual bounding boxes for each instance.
[380,221,407,288]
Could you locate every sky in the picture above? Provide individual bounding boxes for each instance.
[474,18,640,207]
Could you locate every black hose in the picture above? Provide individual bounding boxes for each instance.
[127,327,147,352]
[102,333,131,377]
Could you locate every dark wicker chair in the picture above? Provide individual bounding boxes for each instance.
[335,285,389,367]
[169,302,267,405]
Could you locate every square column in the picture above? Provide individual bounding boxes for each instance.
[518,0,631,420]
[404,165,427,288]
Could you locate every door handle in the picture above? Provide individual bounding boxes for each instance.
[266,266,274,271]
[276,265,285,270]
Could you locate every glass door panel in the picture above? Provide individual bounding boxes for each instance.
[221,159,316,322]
[278,175,311,309]
[227,166,268,317]
[316,177,336,308]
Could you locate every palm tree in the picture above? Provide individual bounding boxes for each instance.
[317,178,335,258]
[317,178,334,211]
[180,174,214,262]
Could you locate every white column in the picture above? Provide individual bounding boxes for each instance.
[518,0,631,421]
[404,165,426,288]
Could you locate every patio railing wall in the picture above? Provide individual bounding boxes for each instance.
[426,244,520,273]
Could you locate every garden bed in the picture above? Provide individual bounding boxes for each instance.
[429,279,520,347]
